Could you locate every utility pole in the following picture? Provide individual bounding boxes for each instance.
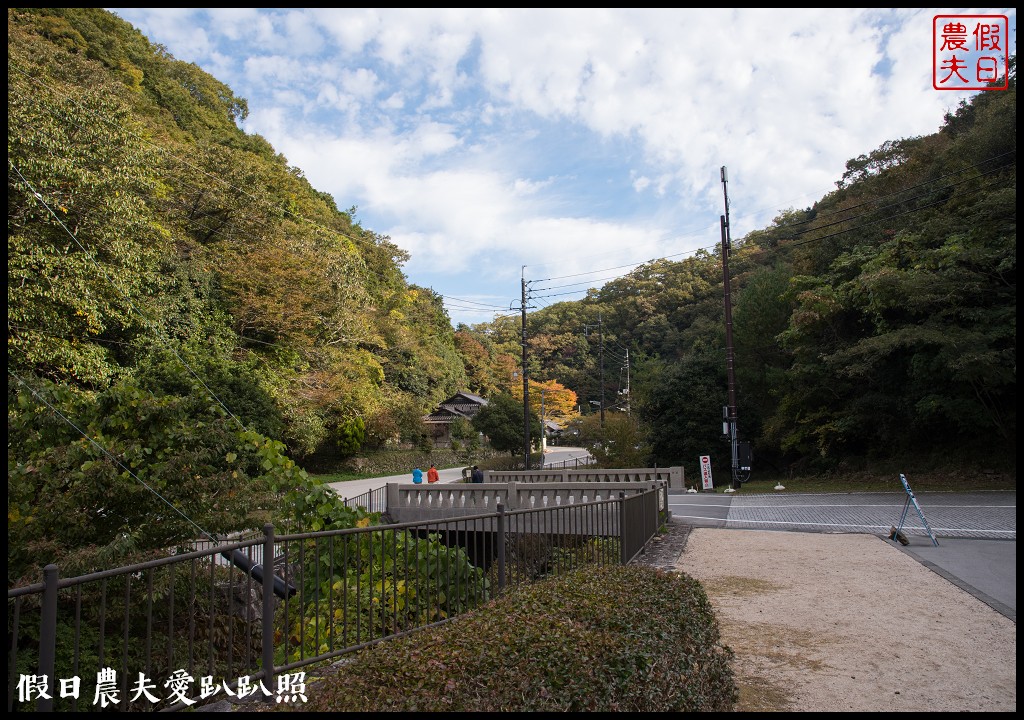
[618,348,626,417]
[720,166,740,490]
[584,315,605,428]
[540,388,546,456]
[521,272,531,470]
[599,313,605,428]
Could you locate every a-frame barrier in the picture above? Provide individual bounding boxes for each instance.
[890,473,939,547]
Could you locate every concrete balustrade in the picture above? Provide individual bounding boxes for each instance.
[485,466,683,489]
[387,481,666,528]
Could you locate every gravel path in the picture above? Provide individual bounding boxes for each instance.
[674,527,1016,712]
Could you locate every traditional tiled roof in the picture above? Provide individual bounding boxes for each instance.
[453,391,487,405]
[423,391,489,423]
[423,407,472,423]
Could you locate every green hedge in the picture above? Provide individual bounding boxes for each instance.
[304,564,737,712]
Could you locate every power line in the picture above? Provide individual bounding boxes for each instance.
[7,64,378,257]
[10,161,246,429]
[780,160,1015,243]
[12,68,524,334]
[438,295,508,309]
[17,60,1009,342]
[527,156,1015,305]
[528,152,1015,292]
[8,368,216,542]
[789,173,1010,248]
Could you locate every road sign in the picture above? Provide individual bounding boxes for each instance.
[699,455,714,490]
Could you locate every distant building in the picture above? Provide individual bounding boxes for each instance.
[543,419,563,447]
[423,391,488,447]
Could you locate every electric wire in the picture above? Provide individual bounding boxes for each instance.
[10,161,246,429]
[11,64,523,318]
[528,152,1014,287]
[9,367,216,542]
[780,161,1014,242]
[12,62,1010,325]
[789,173,1010,247]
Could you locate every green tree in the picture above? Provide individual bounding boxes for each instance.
[574,413,651,467]
[635,350,730,472]
[472,393,541,455]
[8,21,167,387]
[7,370,306,582]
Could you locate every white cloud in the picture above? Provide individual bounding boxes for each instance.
[109,7,1015,325]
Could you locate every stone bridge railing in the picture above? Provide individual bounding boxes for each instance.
[485,466,683,489]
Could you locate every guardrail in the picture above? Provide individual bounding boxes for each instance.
[8,486,663,712]
[339,485,386,514]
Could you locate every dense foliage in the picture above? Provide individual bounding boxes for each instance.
[303,564,737,712]
[280,529,490,666]
[471,393,542,455]
[6,7,1016,581]
[7,8,467,578]
[461,64,1016,483]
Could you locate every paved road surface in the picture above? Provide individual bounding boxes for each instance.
[669,490,1016,621]
[324,465,1015,621]
[325,447,594,500]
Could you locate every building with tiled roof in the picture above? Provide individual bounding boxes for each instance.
[423,391,489,447]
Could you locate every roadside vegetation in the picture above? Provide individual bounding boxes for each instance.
[742,467,1015,494]
[7,9,1014,583]
[298,564,737,713]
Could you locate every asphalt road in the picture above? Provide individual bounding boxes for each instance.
[324,463,1015,621]
[325,447,594,500]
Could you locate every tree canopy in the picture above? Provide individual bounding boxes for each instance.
[7,8,467,577]
[7,8,1015,578]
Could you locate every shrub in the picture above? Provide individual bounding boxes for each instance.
[304,564,737,712]
[278,529,490,664]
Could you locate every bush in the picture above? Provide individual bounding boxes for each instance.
[305,565,737,712]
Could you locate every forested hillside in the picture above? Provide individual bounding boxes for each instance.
[457,63,1016,479]
[6,8,1015,579]
[7,8,466,578]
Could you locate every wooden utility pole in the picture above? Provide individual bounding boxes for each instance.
[521,273,530,469]
[720,166,740,490]
[599,312,605,428]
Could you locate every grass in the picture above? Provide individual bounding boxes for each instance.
[308,469,381,484]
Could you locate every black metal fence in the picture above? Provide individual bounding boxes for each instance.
[540,455,595,470]
[8,486,663,712]
[340,485,387,514]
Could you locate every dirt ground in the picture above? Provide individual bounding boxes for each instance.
[675,528,1017,712]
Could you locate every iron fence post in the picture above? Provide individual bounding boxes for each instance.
[618,492,627,565]
[496,503,506,596]
[38,564,58,712]
[651,483,658,535]
[262,524,275,701]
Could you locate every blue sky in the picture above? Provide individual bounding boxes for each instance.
[109,8,1016,328]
